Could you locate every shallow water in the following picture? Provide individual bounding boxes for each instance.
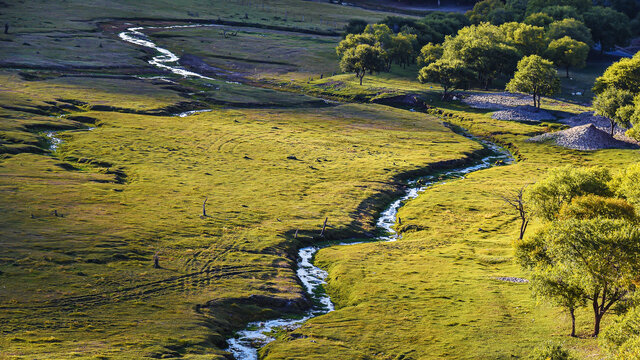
[225,141,512,359]
[114,24,515,360]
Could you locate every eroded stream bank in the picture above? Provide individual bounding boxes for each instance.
[113,23,515,360]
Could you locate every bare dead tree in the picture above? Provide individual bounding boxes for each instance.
[320,217,328,237]
[153,252,160,268]
[500,186,529,240]
[202,197,208,217]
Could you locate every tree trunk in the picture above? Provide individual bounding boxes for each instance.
[611,121,615,137]
[532,94,537,108]
[566,66,570,78]
[593,312,602,337]
[519,218,528,240]
[359,73,364,86]
[570,308,576,337]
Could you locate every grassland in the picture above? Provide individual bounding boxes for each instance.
[1,1,635,359]
[0,66,484,358]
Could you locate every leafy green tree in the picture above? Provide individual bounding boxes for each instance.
[417,42,443,67]
[339,44,386,85]
[526,0,592,15]
[505,0,528,20]
[343,19,367,37]
[524,12,554,28]
[465,0,505,24]
[558,194,637,222]
[584,6,632,54]
[363,23,393,48]
[545,36,589,77]
[525,165,612,221]
[506,55,560,108]
[336,33,376,57]
[593,53,640,94]
[486,7,517,25]
[593,87,635,136]
[540,5,583,21]
[418,59,475,100]
[546,18,593,46]
[388,32,417,68]
[517,218,640,336]
[442,23,521,89]
[501,22,547,55]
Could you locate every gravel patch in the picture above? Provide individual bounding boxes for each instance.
[527,123,638,150]
[491,105,555,122]
[560,111,639,143]
[495,277,529,283]
[462,92,533,110]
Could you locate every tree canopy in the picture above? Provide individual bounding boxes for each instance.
[506,55,559,108]
[418,58,475,99]
[546,18,593,46]
[583,6,632,53]
[417,42,443,68]
[593,53,640,94]
[593,87,635,136]
[339,44,386,85]
[545,36,589,77]
[525,165,612,221]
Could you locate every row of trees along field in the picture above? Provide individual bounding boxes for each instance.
[337,0,637,95]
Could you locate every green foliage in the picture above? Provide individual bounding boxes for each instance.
[525,165,612,221]
[518,217,640,336]
[540,5,583,21]
[466,0,506,24]
[601,306,640,358]
[339,44,386,85]
[593,87,635,136]
[610,162,640,207]
[558,194,637,222]
[506,55,559,108]
[526,342,576,360]
[387,32,417,68]
[527,0,592,15]
[418,59,475,99]
[336,33,376,57]
[546,18,593,46]
[343,19,368,37]
[594,52,640,94]
[501,22,547,55]
[487,7,518,25]
[505,0,528,20]
[442,22,521,89]
[583,6,632,53]
[524,12,555,28]
[545,36,589,77]
[417,42,443,67]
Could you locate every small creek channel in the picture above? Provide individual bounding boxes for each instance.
[115,24,515,360]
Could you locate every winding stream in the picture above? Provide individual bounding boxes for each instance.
[115,24,514,360]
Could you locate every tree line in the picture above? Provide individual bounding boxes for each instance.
[336,0,635,101]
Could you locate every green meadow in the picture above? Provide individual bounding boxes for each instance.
[1,0,638,359]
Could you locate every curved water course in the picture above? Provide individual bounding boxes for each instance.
[116,24,514,360]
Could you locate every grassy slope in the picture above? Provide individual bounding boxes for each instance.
[0,67,482,358]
